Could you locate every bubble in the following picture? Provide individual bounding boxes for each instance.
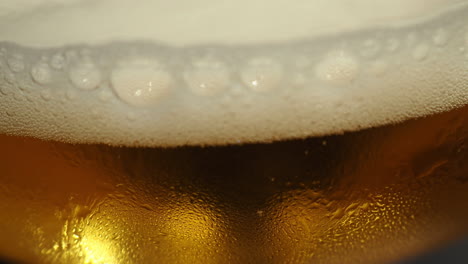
[68,61,102,90]
[315,50,359,84]
[412,43,430,61]
[7,55,25,73]
[183,58,230,96]
[50,53,66,70]
[432,28,448,46]
[240,57,283,92]
[110,59,172,106]
[31,62,52,84]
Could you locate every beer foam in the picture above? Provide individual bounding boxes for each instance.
[0,1,468,146]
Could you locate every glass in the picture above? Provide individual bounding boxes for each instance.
[1,1,468,263]
[0,104,467,263]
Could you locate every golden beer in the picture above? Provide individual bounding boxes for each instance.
[0,104,467,263]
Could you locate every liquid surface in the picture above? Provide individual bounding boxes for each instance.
[1,105,468,263]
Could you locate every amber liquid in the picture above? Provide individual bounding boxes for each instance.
[1,105,468,264]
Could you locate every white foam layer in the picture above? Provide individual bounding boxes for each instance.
[0,1,468,147]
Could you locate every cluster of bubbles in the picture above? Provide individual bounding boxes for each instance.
[0,25,461,107]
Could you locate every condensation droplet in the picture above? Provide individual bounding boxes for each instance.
[183,58,230,96]
[50,53,66,70]
[240,57,283,92]
[31,62,52,84]
[111,59,172,106]
[7,55,25,73]
[69,62,102,90]
[412,44,430,61]
[315,50,359,84]
[432,28,448,46]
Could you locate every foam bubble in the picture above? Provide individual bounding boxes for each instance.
[7,54,24,73]
[315,50,359,84]
[240,57,284,92]
[68,61,101,90]
[31,62,52,84]
[110,59,172,106]
[183,58,230,96]
[0,0,468,147]
[50,53,66,70]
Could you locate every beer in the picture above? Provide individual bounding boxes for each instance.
[0,105,468,264]
[1,0,468,263]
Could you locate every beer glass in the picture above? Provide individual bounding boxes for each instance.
[0,0,467,263]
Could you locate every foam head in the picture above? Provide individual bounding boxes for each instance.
[0,0,468,146]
